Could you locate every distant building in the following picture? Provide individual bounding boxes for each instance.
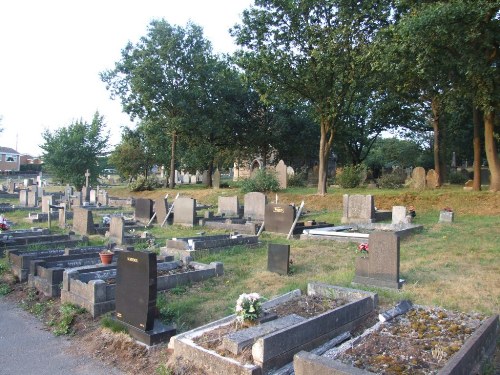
[0,147,21,172]
[20,154,43,165]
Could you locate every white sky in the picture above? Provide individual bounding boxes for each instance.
[0,0,253,156]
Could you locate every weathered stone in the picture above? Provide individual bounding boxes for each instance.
[411,167,426,189]
[426,169,438,189]
[218,196,239,217]
[72,207,96,235]
[108,216,125,245]
[391,206,407,225]
[341,195,375,224]
[275,160,288,189]
[155,198,169,225]
[173,197,197,227]
[439,210,454,223]
[213,169,221,189]
[244,192,267,221]
[41,195,53,213]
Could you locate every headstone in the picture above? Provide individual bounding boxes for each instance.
[244,192,268,221]
[218,196,239,217]
[267,244,290,275]
[89,189,97,205]
[19,189,28,207]
[175,170,180,184]
[58,204,67,229]
[202,170,209,186]
[8,181,16,193]
[71,192,82,207]
[155,197,169,225]
[213,169,221,189]
[392,206,407,225]
[196,171,202,182]
[341,194,375,224]
[307,165,319,187]
[98,190,109,206]
[64,185,73,201]
[41,195,53,213]
[81,186,90,203]
[426,169,438,189]
[135,198,154,224]
[275,160,288,189]
[463,179,474,191]
[286,166,294,177]
[27,189,38,207]
[439,210,454,223]
[108,216,125,245]
[183,173,191,184]
[411,167,426,189]
[190,175,197,184]
[353,231,402,289]
[72,207,96,235]
[173,197,197,227]
[264,203,296,234]
[115,251,175,345]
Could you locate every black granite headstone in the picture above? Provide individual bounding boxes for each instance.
[265,203,296,234]
[135,198,154,224]
[115,251,157,331]
[268,244,290,275]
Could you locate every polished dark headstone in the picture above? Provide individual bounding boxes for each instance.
[268,244,290,275]
[265,203,296,234]
[135,198,154,224]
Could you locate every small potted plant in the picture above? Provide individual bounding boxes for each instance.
[235,292,264,327]
[99,249,114,265]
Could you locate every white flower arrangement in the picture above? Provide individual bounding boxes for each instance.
[235,292,264,323]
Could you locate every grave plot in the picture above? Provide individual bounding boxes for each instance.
[6,245,106,282]
[169,283,378,375]
[61,258,223,317]
[162,234,259,259]
[202,217,261,235]
[293,306,499,375]
[264,203,333,236]
[27,251,121,297]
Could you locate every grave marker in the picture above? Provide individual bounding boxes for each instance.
[392,206,407,225]
[73,207,96,235]
[27,190,38,207]
[108,216,125,245]
[275,160,288,189]
[135,198,154,224]
[41,196,53,214]
[173,197,197,227]
[155,197,169,226]
[267,244,290,275]
[244,192,267,221]
[265,203,296,234]
[218,196,239,217]
[19,189,28,207]
[426,169,438,189]
[411,167,426,189]
[341,194,375,224]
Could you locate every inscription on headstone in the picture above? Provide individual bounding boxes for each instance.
[267,244,290,275]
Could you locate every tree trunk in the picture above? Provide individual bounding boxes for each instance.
[317,117,333,195]
[472,106,482,191]
[169,131,176,189]
[207,159,214,188]
[431,98,443,187]
[484,111,500,192]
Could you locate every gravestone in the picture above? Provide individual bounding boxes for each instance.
[392,206,407,225]
[108,216,125,245]
[73,207,96,235]
[173,197,197,227]
[71,192,82,207]
[190,175,197,184]
[275,160,288,189]
[426,169,438,189]
[353,231,402,289]
[267,244,290,275]
[213,169,221,189]
[27,190,38,207]
[196,171,202,183]
[183,173,191,184]
[58,204,67,229]
[439,210,454,223]
[89,189,97,205]
[115,251,176,345]
[218,196,239,217]
[81,187,90,203]
[98,190,109,206]
[341,194,375,224]
[135,198,154,224]
[8,181,16,193]
[264,203,296,234]
[244,192,267,221]
[411,167,426,189]
[19,189,28,207]
[41,195,53,213]
[155,198,169,226]
[64,185,73,201]
[307,165,319,187]
[202,170,209,186]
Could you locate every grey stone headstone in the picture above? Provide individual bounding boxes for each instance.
[411,167,426,189]
[155,198,169,225]
[109,216,125,245]
[19,189,28,207]
[341,194,375,224]
[81,186,90,203]
[89,189,97,204]
[307,165,319,187]
[267,244,290,275]
[264,204,296,234]
[275,160,287,189]
[183,173,191,184]
[27,190,38,207]
[213,169,221,189]
[218,196,239,217]
[392,206,407,225]
[173,197,197,227]
[71,192,82,207]
[41,195,53,213]
[426,169,438,189]
[72,207,96,235]
[439,211,454,223]
[202,170,209,186]
[244,192,267,221]
[135,198,154,224]
[58,205,66,229]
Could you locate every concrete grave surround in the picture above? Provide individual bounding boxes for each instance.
[243,192,267,221]
[135,198,154,224]
[411,167,426,189]
[341,194,375,224]
[267,244,290,275]
[173,197,197,227]
[275,159,288,189]
[265,203,296,234]
[155,198,169,225]
[72,207,96,235]
[353,231,402,289]
[218,196,239,217]
[426,169,439,189]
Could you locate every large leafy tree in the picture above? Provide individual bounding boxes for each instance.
[232,0,392,195]
[40,112,109,189]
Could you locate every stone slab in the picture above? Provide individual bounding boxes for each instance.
[267,244,290,275]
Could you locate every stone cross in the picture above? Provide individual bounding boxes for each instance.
[85,169,90,188]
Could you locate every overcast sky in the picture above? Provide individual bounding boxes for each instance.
[0,0,253,155]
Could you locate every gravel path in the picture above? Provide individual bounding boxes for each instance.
[0,298,124,375]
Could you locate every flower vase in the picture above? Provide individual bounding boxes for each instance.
[99,252,114,265]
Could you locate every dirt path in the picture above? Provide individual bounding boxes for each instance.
[0,298,124,375]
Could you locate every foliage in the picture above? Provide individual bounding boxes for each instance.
[128,175,162,192]
[20,164,43,172]
[235,293,264,323]
[40,112,109,190]
[356,243,369,256]
[288,168,307,188]
[377,170,407,189]
[101,315,128,333]
[51,303,86,336]
[448,171,468,185]
[239,169,280,193]
[335,165,364,189]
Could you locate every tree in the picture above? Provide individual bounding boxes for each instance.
[40,112,109,190]
[232,0,393,195]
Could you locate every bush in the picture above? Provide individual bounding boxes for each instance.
[239,169,281,193]
[288,168,307,187]
[377,170,407,189]
[128,175,162,192]
[336,165,364,188]
[448,171,468,185]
